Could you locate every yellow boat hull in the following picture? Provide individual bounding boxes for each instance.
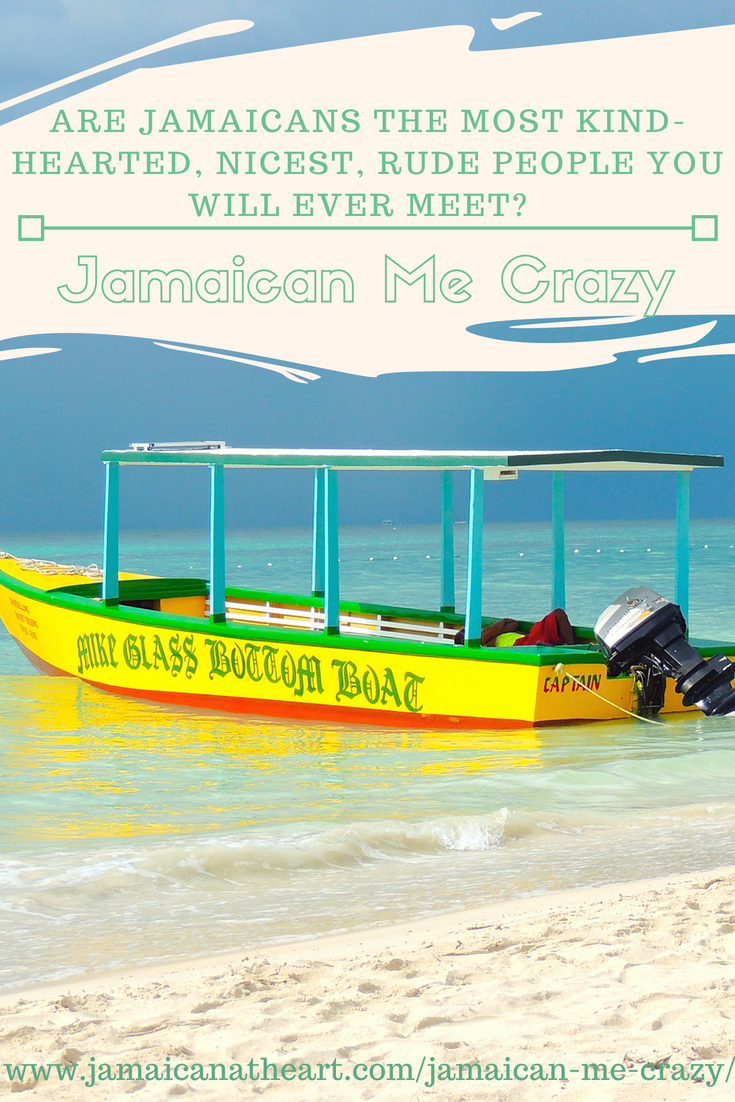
[0,558,701,729]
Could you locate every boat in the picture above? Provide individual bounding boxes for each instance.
[0,445,732,729]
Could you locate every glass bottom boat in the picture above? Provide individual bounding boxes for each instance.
[1,446,731,728]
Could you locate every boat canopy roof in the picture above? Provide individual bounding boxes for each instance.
[98,443,723,637]
[101,446,723,473]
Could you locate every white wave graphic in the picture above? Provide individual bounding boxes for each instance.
[0,21,254,113]
[491,12,542,31]
[473,319,716,372]
[639,342,735,363]
[0,347,60,362]
[155,341,321,384]
[513,315,642,330]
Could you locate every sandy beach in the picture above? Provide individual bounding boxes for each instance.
[1,867,734,1099]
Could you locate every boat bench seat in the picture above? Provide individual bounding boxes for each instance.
[213,595,461,645]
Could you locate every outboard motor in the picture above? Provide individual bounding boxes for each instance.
[594,586,735,717]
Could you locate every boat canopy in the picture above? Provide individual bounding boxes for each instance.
[103,446,722,473]
[99,446,724,646]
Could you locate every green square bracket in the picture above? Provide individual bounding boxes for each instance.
[691,215,718,242]
[18,214,45,241]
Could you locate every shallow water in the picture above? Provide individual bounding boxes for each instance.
[1,520,735,990]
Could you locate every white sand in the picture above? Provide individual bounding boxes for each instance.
[2,868,735,1099]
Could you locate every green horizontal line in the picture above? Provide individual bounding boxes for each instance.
[44,223,692,232]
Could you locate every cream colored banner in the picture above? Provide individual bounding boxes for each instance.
[2,25,729,374]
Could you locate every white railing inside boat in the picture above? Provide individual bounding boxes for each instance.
[204,597,458,645]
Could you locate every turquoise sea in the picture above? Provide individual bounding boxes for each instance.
[2,520,735,991]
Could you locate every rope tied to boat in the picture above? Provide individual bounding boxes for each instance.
[553,662,666,726]
[0,549,103,579]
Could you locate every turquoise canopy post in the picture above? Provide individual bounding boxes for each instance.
[209,463,226,623]
[551,471,566,610]
[441,470,455,613]
[676,471,690,623]
[323,467,340,634]
[464,468,484,646]
[101,461,119,606]
[311,467,325,598]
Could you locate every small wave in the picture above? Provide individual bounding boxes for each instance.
[166,810,510,880]
[7,799,735,909]
[0,811,511,904]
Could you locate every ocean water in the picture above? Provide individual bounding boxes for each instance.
[2,520,735,991]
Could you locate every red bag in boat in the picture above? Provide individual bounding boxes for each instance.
[514,610,564,647]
